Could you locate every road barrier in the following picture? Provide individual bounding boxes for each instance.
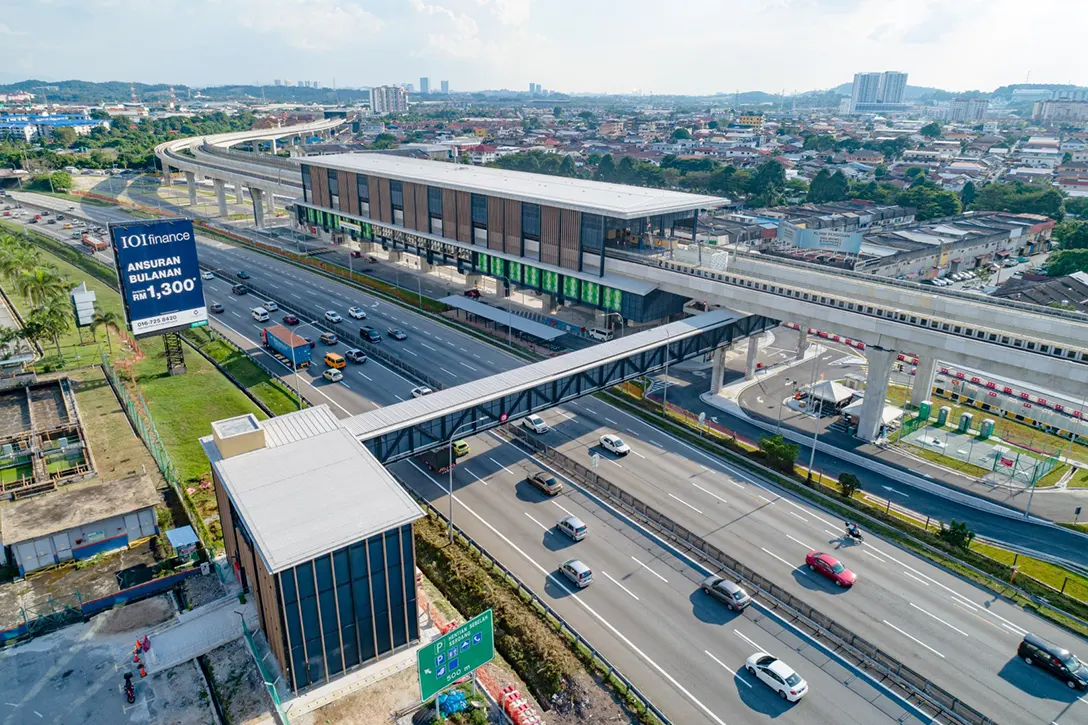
[499,424,998,725]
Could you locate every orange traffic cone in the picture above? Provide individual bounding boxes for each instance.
[139,664,147,678]
[133,652,140,664]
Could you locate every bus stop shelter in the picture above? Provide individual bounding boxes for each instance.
[439,295,566,342]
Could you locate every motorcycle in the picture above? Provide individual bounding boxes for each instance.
[844,523,864,543]
[123,673,135,704]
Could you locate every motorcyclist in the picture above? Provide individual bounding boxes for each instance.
[845,522,861,539]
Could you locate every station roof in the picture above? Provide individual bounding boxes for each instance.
[439,296,565,340]
[302,153,728,219]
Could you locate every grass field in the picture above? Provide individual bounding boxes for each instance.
[971,540,1088,602]
[184,328,299,416]
[1068,468,1088,488]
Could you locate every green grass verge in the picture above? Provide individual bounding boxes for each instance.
[183,328,299,416]
[903,441,994,478]
[971,541,1088,602]
[1068,468,1088,489]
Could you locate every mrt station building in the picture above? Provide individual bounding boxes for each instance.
[293,154,727,325]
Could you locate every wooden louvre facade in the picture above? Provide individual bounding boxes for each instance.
[339,170,359,216]
[540,205,561,266]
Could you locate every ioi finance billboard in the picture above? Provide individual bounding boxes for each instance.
[778,221,863,255]
[109,219,208,337]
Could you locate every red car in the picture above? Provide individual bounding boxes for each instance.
[464,288,481,299]
[282,314,300,326]
[805,551,856,587]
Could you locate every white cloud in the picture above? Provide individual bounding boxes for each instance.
[0,23,29,35]
[476,0,531,25]
[225,0,383,51]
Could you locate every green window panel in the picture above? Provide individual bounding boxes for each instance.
[524,266,540,289]
[490,256,505,278]
[542,270,559,294]
[508,261,522,285]
[563,275,579,300]
[581,281,600,306]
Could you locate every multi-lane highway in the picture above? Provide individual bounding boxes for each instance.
[10,192,1088,725]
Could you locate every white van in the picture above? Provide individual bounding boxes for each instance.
[251,307,270,322]
[588,327,614,342]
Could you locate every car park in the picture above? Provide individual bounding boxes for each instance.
[319,331,338,345]
[201,271,215,280]
[360,326,382,342]
[347,306,367,319]
[411,386,433,398]
[522,414,549,433]
[559,559,593,588]
[322,368,343,382]
[344,348,367,364]
[599,434,630,456]
[1018,633,1088,690]
[325,310,342,323]
[208,302,224,314]
[699,575,752,611]
[282,314,300,325]
[745,653,808,701]
[528,471,563,496]
[556,515,588,541]
[805,551,856,587]
[387,327,407,340]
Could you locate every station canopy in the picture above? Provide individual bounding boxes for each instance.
[440,296,565,341]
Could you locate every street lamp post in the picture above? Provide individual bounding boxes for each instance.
[604,311,625,338]
[447,420,479,543]
[776,378,797,434]
[806,351,824,482]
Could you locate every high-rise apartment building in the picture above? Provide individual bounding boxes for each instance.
[877,71,908,104]
[1033,100,1088,122]
[850,71,909,113]
[369,85,409,114]
[851,72,881,110]
[949,98,989,122]
[440,80,449,94]
[420,77,430,95]
[274,79,282,86]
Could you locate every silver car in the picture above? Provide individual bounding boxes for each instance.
[557,515,588,541]
[700,575,751,611]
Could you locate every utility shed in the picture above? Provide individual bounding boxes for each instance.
[201,405,424,693]
[1,474,160,576]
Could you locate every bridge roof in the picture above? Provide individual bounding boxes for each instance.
[302,153,728,219]
[341,309,740,443]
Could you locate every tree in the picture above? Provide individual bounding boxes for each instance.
[971,182,1065,219]
[50,171,73,191]
[671,127,692,140]
[595,154,616,182]
[1045,249,1088,276]
[1054,221,1088,250]
[838,472,862,498]
[758,435,800,473]
[920,122,942,139]
[90,307,123,354]
[938,520,976,550]
[749,160,786,198]
[873,164,888,179]
[26,297,71,358]
[1065,197,1088,218]
[578,110,594,121]
[807,169,850,203]
[960,181,976,207]
[707,120,718,129]
[52,127,78,148]
[553,106,562,118]
[17,266,67,306]
[896,184,961,221]
[904,166,926,179]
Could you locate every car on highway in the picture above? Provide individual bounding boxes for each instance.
[599,434,630,456]
[302,336,316,349]
[452,440,470,457]
[745,653,808,701]
[411,386,433,398]
[201,271,215,280]
[805,551,856,587]
[63,223,72,229]
[324,311,343,324]
[1018,633,1088,690]
[522,414,549,434]
[236,270,250,279]
[322,368,343,382]
[528,471,563,496]
[387,327,407,340]
[263,300,279,312]
[464,288,482,299]
[347,306,367,320]
[557,515,588,541]
[344,349,367,364]
[208,302,224,314]
[559,559,593,588]
[319,331,338,345]
[282,313,299,326]
[699,575,752,611]
[231,284,247,295]
[360,326,382,343]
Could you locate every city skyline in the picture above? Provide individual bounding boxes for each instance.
[1,0,1086,94]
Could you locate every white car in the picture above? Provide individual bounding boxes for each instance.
[522,414,550,434]
[322,368,343,382]
[324,310,343,323]
[411,386,433,398]
[263,300,279,312]
[347,306,367,320]
[745,652,808,702]
[599,434,630,456]
[201,271,215,280]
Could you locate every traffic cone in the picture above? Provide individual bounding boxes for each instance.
[135,639,142,652]
[139,664,147,678]
[133,652,140,664]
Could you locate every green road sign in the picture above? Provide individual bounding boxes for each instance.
[417,609,495,702]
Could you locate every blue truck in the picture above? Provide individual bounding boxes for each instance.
[261,325,311,369]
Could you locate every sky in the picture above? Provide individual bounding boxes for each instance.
[1,0,1086,95]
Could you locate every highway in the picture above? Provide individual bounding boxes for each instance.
[9,192,1088,725]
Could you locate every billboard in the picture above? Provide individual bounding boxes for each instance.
[778,221,863,254]
[109,219,208,337]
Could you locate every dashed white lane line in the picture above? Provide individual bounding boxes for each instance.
[786,534,812,550]
[705,651,751,687]
[422,343,438,352]
[460,362,478,372]
[909,603,969,637]
[602,571,640,601]
[649,439,663,447]
[692,483,727,505]
[631,450,646,459]
[340,381,352,389]
[631,556,669,583]
[488,457,514,476]
[404,349,418,356]
[440,367,455,376]
[757,495,776,504]
[394,394,405,401]
[883,620,945,659]
[761,547,799,571]
[523,512,548,531]
[732,629,764,652]
[607,458,623,468]
[605,418,620,426]
[903,571,930,587]
[668,493,703,514]
[787,511,808,523]
[473,353,481,359]
[862,549,886,564]
[464,468,488,486]
[824,529,841,538]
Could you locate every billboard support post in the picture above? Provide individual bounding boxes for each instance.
[163,331,186,375]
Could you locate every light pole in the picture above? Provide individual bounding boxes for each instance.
[290,321,321,410]
[806,351,824,482]
[447,420,479,543]
[604,311,625,338]
[776,378,797,434]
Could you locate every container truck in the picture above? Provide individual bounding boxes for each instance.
[261,325,311,369]
[418,447,455,474]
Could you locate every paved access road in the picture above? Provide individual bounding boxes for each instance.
[12,191,1088,725]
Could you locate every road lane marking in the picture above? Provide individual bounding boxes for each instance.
[883,620,944,658]
[692,483,727,505]
[552,501,575,516]
[824,529,841,538]
[464,468,488,487]
[340,381,351,389]
[732,629,764,652]
[523,512,548,531]
[422,343,438,352]
[909,603,969,637]
[757,495,775,504]
[668,493,703,514]
[631,450,646,459]
[649,440,662,447]
[631,557,668,583]
[786,534,812,550]
[394,394,405,401]
[607,458,623,468]
[460,362,478,372]
[605,418,619,426]
[760,548,797,570]
[862,550,886,564]
[440,367,455,376]
[902,571,930,586]
[602,572,640,601]
[404,349,418,356]
[584,407,599,415]
[488,457,514,476]
[473,354,481,359]
[626,428,640,436]
[787,511,808,523]
[704,651,751,687]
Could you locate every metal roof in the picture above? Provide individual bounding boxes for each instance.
[260,404,342,447]
[342,308,739,442]
[210,426,423,574]
[302,153,728,219]
[439,296,565,341]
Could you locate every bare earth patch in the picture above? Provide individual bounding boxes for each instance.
[204,638,272,725]
[91,594,176,636]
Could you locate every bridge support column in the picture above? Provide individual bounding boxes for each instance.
[184,171,197,206]
[795,328,809,360]
[249,187,265,229]
[266,192,276,216]
[465,273,482,290]
[162,163,172,186]
[542,293,558,313]
[388,250,402,264]
[214,179,228,217]
[744,335,760,381]
[711,346,727,395]
[235,183,245,204]
[269,138,277,154]
[857,346,896,442]
[912,355,938,409]
[418,258,433,274]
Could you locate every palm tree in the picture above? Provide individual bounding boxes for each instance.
[27,297,71,358]
[16,266,67,307]
[89,308,123,354]
[0,242,39,285]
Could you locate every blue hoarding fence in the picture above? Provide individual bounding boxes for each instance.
[109,218,209,338]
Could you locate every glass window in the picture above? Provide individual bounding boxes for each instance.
[357,175,369,202]
[428,186,443,217]
[327,169,339,196]
[581,213,604,251]
[390,180,403,210]
[522,203,540,239]
[301,165,312,204]
[471,194,487,225]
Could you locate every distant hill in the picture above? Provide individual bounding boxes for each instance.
[990,83,1087,99]
[0,79,370,104]
[827,82,979,101]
